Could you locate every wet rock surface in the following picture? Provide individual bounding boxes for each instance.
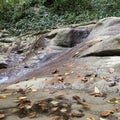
[0,89,119,120]
[0,17,120,120]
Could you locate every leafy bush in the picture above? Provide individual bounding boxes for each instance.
[0,0,120,35]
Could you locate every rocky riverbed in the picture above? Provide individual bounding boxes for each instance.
[0,17,120,120]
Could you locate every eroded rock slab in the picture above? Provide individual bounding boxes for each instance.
[0,17,120,95]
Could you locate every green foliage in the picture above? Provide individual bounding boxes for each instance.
[0,0,120,35]
[49,0,93,14]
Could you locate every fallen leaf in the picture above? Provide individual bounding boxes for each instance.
[81,103,90,109]
[99,118,106,120]
[17,96,31,105]
[72,95,81,101]
[103,76,110,81]
[71,110,84,118]
[25,105,32,109]
[28,111,37,118]
[60,108,67,113]
[31,89,38,92]
[100,110,112,117]
[52,69,59,74]
[109,82,116,87]
[112,107,119,112]
[18,104,25,109]
[94,86,100,93]
[52,116,60,120]
[89,92,96,95]
[64,72,70,76]
[81,77,88,83]
[95,93,107,98]
[17,88,26,95]
[0,95,7,99]
[39,104,47,111]
[18,96,27,100]
[86,117,95,120]
[58,77,64,82]
[107,98,119,104]
[89,88,107,98]
[0,114,5,119]
[50,107,58,113]
[50,101,59,106]
[85,72,94,77]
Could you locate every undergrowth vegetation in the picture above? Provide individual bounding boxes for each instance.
[0,0,120,35]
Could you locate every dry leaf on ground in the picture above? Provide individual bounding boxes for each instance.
[0,95,7,99]
[64,72,70,76]
[94,86,100,93]
[52,69,59,74]
[81,103,90,109]
[28,111,37,118]
[89,86,107,97]
[100,110,112,117]
[72,95,81,101]
[99,118,106,120]
[52,116,60,120]
[71,110,84,118]
[50,101,59,106]
[86,117,95,120]
[107,98,119,104]
[0,114,5,119]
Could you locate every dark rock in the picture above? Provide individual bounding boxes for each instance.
[0,63,8,69]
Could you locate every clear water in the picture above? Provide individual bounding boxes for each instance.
[0,76,8,83]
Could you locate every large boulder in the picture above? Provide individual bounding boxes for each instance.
[82,17,120,56]
[47,27,90,48]
[1,17,120,94]
[75,17,120,92]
